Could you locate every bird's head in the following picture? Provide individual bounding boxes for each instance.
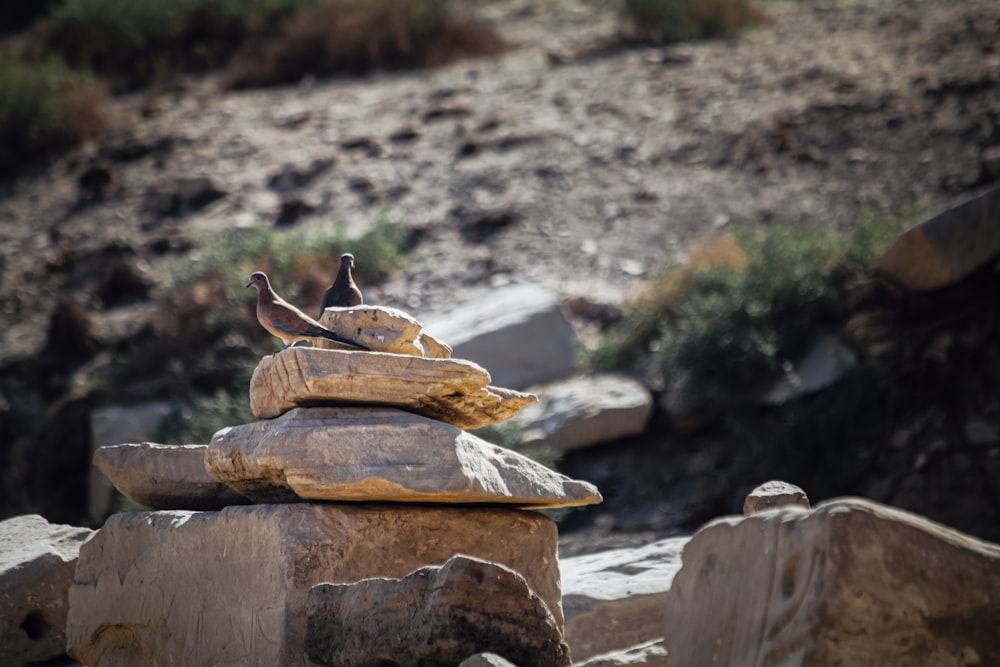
[341,253,355,268]
[246,271,269,291]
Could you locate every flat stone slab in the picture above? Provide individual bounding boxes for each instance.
[561,537,686,662]
[206,407,602,508]
[512,374,653,452]
[663,497,1000,666]
[67,504,562,667]
[1,515,93,667]
[249,347,537,429]
[306,555,569,667]
[317,304,452,358]
[93,443,251,511]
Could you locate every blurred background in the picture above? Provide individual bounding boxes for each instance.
[1,0,998,543]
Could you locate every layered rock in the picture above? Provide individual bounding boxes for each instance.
[206,407,601,508]
[0,515,93,667]
[93,442,250,510]
[67,504,562,667]
[663,497,1000,666]
[248,347,537,429]
[306,555,570,667]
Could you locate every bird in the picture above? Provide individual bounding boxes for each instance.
[246,271,369,350]
[319,253,363,317]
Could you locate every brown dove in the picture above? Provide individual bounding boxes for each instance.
[246,271,368,350]
[319,252,363,316]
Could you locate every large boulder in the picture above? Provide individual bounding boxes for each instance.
[422,284,581,390]
[248,347,537,429]
[67,504,562,666]
[206,407,602,508]
[561,537,686,662]
[0,515,93,667]
[663,497,1000,666]
[877,185,1000,292]
[93,442,250,510]
[306,555,570,667]
[512,374,653,452]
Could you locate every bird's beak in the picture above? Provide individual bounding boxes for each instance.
[246,280,253,288]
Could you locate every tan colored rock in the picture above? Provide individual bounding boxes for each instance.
[93,443,250,511]
[1,515,93,667]
[663,497,1000,666]
[206,407,602,508]
[513,374,653,453]
[248,346,537,429]
[877,185,1000,292]
[306,555,570,667]
[562,537,685,662]
[572,639,669,667]
[317,304,452,358]
[742,480,810,516]
[67,504,562,667]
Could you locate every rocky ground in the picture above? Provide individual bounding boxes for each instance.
[1,0,999,538]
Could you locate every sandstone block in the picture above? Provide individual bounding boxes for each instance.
[663,497,1000,666]
[306,555,570,667]
[513,374,653,452]
[422,284,581,389]
[206,407,602,508]
[67,504,562,667]
[561,537,686,662]
[248,347,537,429]
[0,515,93,667]
[742,480,810,516]
[89,401,173,523]
[877,185,1000,292]
[93,442,250,510]
[317,304,452,358]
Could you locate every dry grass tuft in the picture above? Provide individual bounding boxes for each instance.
[225,0,506,89]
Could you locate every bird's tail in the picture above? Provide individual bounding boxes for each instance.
[320,328,370,351]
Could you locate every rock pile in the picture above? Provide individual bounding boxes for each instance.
[69,304,601,666]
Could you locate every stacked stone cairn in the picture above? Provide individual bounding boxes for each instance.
[69,304,602,667]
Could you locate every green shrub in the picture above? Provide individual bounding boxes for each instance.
[620,0,762,43]
[591,214,912,398]
[0,55,106,176]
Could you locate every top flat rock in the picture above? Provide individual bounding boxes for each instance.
[316,305,452,358]
[249,347,537,429]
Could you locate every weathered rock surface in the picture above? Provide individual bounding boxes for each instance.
[742,480,810,516]
[248,347,537,429]
[513,374,653,452]
[306,555,570,667]
[67,504,562,667]
[317,304,452,358]
[561,537,686,662]
[877,185,1000,292]
[663,497,1000,666]
[422,284,581,390]
[88,401,173,523]
[0,515,93,667]
[93,442,251,511]
[206,407,602,508]
[572,639,669,667]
